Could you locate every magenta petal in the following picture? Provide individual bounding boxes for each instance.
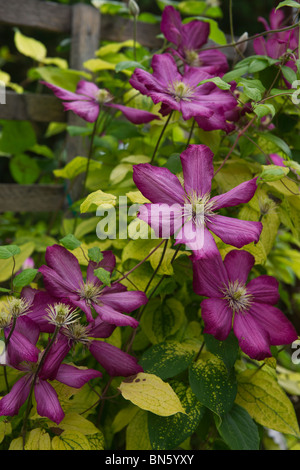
[93,303,139,328]
[88,316,116,338]
[223,250,255,284]
[201,298,233,341]
[70,298,94,323]
[63,99,99,123]
[161,6,182,46]
[100,290,148,313]
[39,336,70,381]
[106,103,160,124]
[45,245,83,290]
[41,81,86,101]
[75,80,99,98]
[133,163,185,205]
[138,203,183,239]
[34,380,65,424]
[210,178,259,211]
[192,251,229,297]
[7,330,40,367]
[207,215,263,248]
[86,251,116,285]
[0,375,32,418]
[180,99,214,121]
[233,312,272,360]
[151,53,182,88]
[181,20,210,51]
[39,265,78,300]
[55,363,102,388]
[176,224,219,259]
[248,302,298,346]
[247,275,280,305]
[180,144,214,196]
[14,316,40,348]
[89,340,143,376]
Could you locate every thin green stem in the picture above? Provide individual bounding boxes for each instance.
[150,112,173,164]
[186,118,196,148]
[133,15,137,62]
[144,239,168,295]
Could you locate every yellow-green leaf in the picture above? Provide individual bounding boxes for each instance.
[0,420,12,444]
[25,428,51,450]
[80,190,117,213]
[58,412,99,435]
[86,432,105,450]
[51,431,91,450]
[126,190,150,204]
[54,156,102,180]
[235,369,300,437]
[119,372,186,417]
[14,29,47,62]
[0,242,35,282]
[126,410,152,450]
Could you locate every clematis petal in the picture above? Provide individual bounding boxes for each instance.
[192,251,229,297]
[88,316,116,339]
[196,49,229,74]
[210,178,259,211]
[100,290,148,313]
[223,250,255,285]
[180,144,214,197]
[151,53,182,88]
[6,329,40,367]
[246,275,280,305]
[89,340,143,377]
[41,81,87,101]
[138,202,184,239]
[35,380,65,424]
[200,298,233,341]
[161,5,183,46]
[0,374,32,418]
[44,245,83,291]
[93,303,139,328]
[25,290,58,333]
[39,336,70,381]
[133,163,185,205]
[248,302,298,346]
[175,223,219,259]
[105,103,160,124]
[55,363,102,388]
[233,311,272,360]
[39,265,79,300]
[75,80,100,98]
[181,19,210,51]
[206,215,262,248]
[63,99,100,123]
[180,99,214,121]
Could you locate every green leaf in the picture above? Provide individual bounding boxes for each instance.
[276,0,300,10]
[281,65,298,84]
[204,332,239,371]
[253,103,276,119]
[14,29,47,61]
[119,372,186,417]
[235,369,300,438]
[53,156,102,180]
[198,76,231,90]
[189,351,237,417]
[140,341,196,380]
[257,132,292,159]
[51,431,91,450]
[58,412,99,435]
[0,245,20,259]
[88,247,103,263]
[215,404,260,450]
[115,60,146,73]
[13,268,38,288]
[0,121,36,155]
[80,190,117,213]
[178,1,207,15]
[148,381,205,450]
[24,428,51,450]
[239,78,266,101]
[126,410,152,450]
[258,164,290,182]
[0,243,35,282]
[93,267,111,286]
[9,154,40,184]
[60,234,82,251]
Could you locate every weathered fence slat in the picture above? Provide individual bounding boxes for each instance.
[0,184,64,213]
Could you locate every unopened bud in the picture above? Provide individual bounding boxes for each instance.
[128,0,140,17]
[236,32,248,55]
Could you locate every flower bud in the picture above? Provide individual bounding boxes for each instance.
[128,0,140,17]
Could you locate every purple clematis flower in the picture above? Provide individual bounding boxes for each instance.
[133,144,263,258]
[39,245,147,327]
[41,80,160,124]
[39,315,143,380]
[192,249,298,360]
[253,8,298,85]
[161,5,229,75]
[129,53,238,132]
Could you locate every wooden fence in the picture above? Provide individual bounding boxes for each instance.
[0,0,238,213]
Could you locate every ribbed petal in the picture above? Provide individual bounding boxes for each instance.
[106,103,160,124]
[25,290,57,333]
[201,298,233,341]
[39,336,70,381]
[35,379,65,424]
[133,163,185,205]
[233,312,272,360]
[55,363,102,388]
[151,53,182,88]
[248,302,298,346]
[0,374,32,418]
[180,144,214,197]
[100,290,148,313]
[69,298,94,323]
[196,50,229,74]
[194,111,234,133]
[180,99,214,121]
[175,223,219,259]
[75,80,99,99]
[138,202,184,239]
[41,81,86,101]
[192,251,229,297]
[206,215,263,248]
[89,341,143,376]
[6,330,40,367]
[181,19,210,51]
[45,245,83,290]
[88,316,116,339]
[63,99,99,123]
[93,303,139,328]
[86,251,116,285]
[39,265,78,300]
[14,316,40,348]
[223,249,255,285]
[161,6,182,46]
[246,275,280,305]
[210,178,259,211]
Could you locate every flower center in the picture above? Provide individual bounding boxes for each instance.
[78,282,102,305]
[63,321,91,346]
[183,191,216,226]
[185,49,203,67]
[222,280,253,313]
[95,89,113,104]
[167,80,195,102]
[45,303,79,327]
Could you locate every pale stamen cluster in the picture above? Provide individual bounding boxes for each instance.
[45,303,79,328]
[95,89,113,104]
[221,280,253,314]
[183,191,216,227]
[184,49,202,67]
[7,297,31,319]
[77,281,102,306]
[63,321,91,347]
[167,80,196,102]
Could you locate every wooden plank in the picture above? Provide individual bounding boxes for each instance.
[0,184,65,212]
[0,0,71,33]
[0,91,66,122]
